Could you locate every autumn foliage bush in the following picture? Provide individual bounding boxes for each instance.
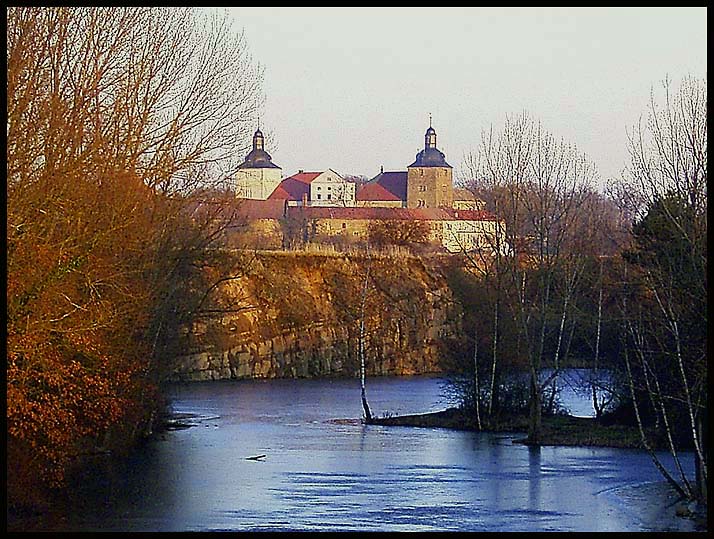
[7,170,165,508]
[7,6,264,511]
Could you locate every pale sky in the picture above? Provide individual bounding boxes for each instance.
[223,7,706,189]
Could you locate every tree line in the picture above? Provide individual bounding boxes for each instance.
[7,6,263,511]
[446,75,706,504]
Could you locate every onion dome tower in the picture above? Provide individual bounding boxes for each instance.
[235,125,283,199]
[406,116,453,208]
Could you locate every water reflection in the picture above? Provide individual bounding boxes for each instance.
[528,445,542,518]
[19,374,700,532]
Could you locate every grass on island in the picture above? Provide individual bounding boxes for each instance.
[369,407,645,449]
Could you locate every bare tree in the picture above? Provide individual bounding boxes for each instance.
[7,8,263,193]
[610,74,707,504]
[6,6,265,502]
[459,159,512,421]
[463,112,599,443]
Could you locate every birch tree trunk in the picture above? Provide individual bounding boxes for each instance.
[487,297,498,417]
[359,262,372,422]
[473,322,482,429]
[591,257,604,419]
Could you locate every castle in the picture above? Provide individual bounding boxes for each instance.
[230,120,506,254]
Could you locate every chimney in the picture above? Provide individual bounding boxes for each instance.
[302,192,308,206]
[380,165,384,174]
[298,169,304,174]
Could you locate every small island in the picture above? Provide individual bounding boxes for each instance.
[369,407,645,449]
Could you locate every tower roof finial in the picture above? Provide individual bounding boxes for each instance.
[429,112,432,128]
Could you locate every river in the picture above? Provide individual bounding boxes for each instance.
[15,373,701,532]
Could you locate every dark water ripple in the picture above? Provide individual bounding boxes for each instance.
[12,374,703,532]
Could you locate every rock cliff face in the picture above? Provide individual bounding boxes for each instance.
[169,252,462,382]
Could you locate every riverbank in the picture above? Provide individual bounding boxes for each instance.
[369,406,709,530]
[7,376,706,532]
[368,407,646,449]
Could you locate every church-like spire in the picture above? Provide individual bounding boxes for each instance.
[425,114,437,149]
[253,125,264,151]
[238,124,280,170]
[408,116,451,168]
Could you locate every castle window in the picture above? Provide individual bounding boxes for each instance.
[342,223,346,229]
[417,199,425,208]
[419,185,427,192]
[317,194,321,200]
[317,186,321,190]
[327,194,332,200]
[327,186,332,190]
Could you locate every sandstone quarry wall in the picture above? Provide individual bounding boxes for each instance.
[169,252,462,382]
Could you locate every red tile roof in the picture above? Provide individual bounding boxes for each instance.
[356,171,407,201]
[267,172,323,201]
[268,178,308,200]
[285,206,500,222]
[288,206,422,221]
[356,182,402,201]
[233,198,287,219]
[184,195,287,222]
[288,171,321,184]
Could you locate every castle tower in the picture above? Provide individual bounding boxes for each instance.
[235,127,282,199]
[406,118,453,209]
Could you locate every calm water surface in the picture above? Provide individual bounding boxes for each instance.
[30,374,700,532]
